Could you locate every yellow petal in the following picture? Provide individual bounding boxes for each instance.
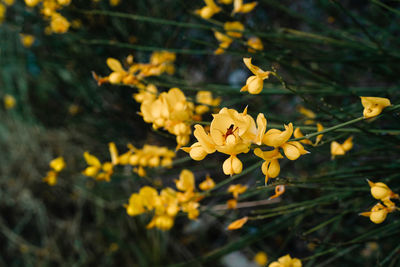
[49,157,66,172]
[243,58,270,79]
[269,185,285,199]
[227,216,248,230]
[194,125,216,154]
[254,113,267,145]
[106,58,125,73]
[330,141,345,158]
[342,136,353,152]
[262,123,293,147]
[109,142,119,165]
[83,152,101,167]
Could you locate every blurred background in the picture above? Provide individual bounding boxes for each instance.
[1,0,400,266]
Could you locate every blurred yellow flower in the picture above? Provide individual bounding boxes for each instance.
[43,170,58,186]
[227,216,248,230]
[247,36,263,53]
[3,94,16,109]
[49,157,66,172]
[24,0,40,7]
[233,0,257,14]
[228,184,247,199]
[50,13,70,34]
[241,58,271,94]
[175,169,195,192]
[360,97,391,118]
[20,34,35,48]
[268,254,302,267]
[199,175,216,191]
[109,0,121,6]
[330,136,353,159]
[254,251,268,266]
[195,91,221,115]
[214,31,233,55]
[224,21,244,38]
[195,0,221,19]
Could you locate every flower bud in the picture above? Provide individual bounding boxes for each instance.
[223,155,243,175]
[370,182,391,200]
[370,209,387,224]
[246,76,264,94]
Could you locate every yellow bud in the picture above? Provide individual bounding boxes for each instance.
[223,155,242,175]
[82,166,100,177]
[199,6,214,19]
[129,154,139,165]
[188,145,208,161]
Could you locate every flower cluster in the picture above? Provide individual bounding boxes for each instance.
[184,107,307,183]
[82,142,176,181]
[124,170,204,230]
[330,136,353,159]
[140,87,194,148]
[24,0,71,34]
[43,157,66,186]
[360,180,399,224]
[268,254,302,267]
[195,0,257,20]
[94,51,176,86]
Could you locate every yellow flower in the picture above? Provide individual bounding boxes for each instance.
[3,94,16,109]
[228,184,247,199]
[233,0,258,14]
[181,142,208,161]
[195,0,221,19]
[3,0,15,6]
[360,203,389,224]
[268,254,302,267]
[125,193,146,216]
[247,37,263,53]
[199,175,216,191]
[367,180,399,201]
[49,157,66,172]
[147,215,175,231]
[50,13,70,34]
[133,84,158,104]
[20,34,35,48]
[175,169,195,192]
[214,31,233,55]
[241,58,271,94]
[24,0,40,7]
[181,201,200,220]
[254,252,268,266]
[0,4,5,24]
[361,97,391,118]
[297,106,316,119]
[139,186,158,210]
[227,198,237,209]
[254,148,283,184]
[43,170,58,186]
[227,216,248,230]
[109,0,120,6]
[281,141,307,161]
[269,185,285,200]
[263,123,293,147]
[330,136,353,159]
[224,21,244,38]
[195,91,221,115]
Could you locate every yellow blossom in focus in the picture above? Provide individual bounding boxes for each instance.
[360,203,390,224]
[3,94,16,109]
[360,97,391,118]
[254,148,283,184]
[20,34,35,48]
[228,184,247,199]
[241,58,271,94]
[254,251,268,266]
[186,107,266,175]
[268,254,302,267]
[224,21,244,38]
[247,36,263,53]
[330,136,353,159]
[199,175,216,191]
[195,0,221,19]
[367,180,399,201]
[233,0,258,14]
[227,216,248,230]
